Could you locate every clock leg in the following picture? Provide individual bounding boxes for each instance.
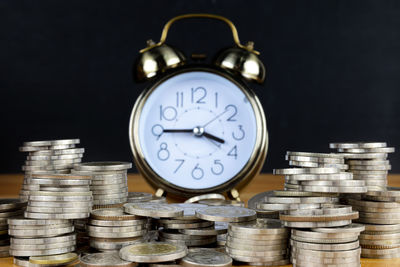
[228,188,241,201]
[155,188,165,197]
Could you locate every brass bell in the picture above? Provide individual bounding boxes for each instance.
[215,42,266,84]
[135,40,186,82]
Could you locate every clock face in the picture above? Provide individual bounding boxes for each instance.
[137,71,258,190]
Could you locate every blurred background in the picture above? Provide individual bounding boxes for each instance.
[1,0,399,173]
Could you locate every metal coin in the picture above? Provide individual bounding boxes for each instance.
[10,246,75,257]
[88,229,146,238]
[159,221,214,229]
[283,220,352,228]
[340,153,388,159]
[160,230,215,240]
[28,200,92,208]
[159,236,216,246]
[10,240,75,250]
[226,235,288,245]
[181,248,232,267]
[290,239,359,251]
[347,159,390,166]
[87,225,145,233]
[195,206,256,222]
[286,155,344,163]
[184,194,225,203]
[24,211,90,219]
[127,192,153,203]
[124,203,183,218]
[119,242,188,263]
[80,252,137,267]
[9,226,74,237]
[227,241,287,251]
[312,223,365,233]
[285,172,353,181]
[338,147,394,153]
[74,162,132,171]
[29,178,91,186]
[330,142,387,149]
[286,151,343,158]
[89,219,146,227]
[228,218,287,235]
[29,252,78,265]
[90,237,144,251]
[265,196,339,204]
[0,198,27,212]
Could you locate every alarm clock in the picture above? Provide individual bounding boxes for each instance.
[129,14,268,198]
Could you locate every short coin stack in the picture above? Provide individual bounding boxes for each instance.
[157,203,218,248]
[290,225,364,267]
[8,218,76,257]
[88,208,147,252]
[226,218,290,266]
[24,173,92,220]
[19,139,85,202]
[0,199,26,258]
[72,162,132,208]
[330,142,394,192]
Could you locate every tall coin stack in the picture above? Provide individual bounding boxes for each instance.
[330,142,400,258]
[87,208,147,252]
[0,199,26,258]
[19,139,85,202]
[330,142,394,192]
[72,162,132,208]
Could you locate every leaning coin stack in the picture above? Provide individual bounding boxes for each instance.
[72,162,132,208]
[226,218,290,266]
[158,203,222,248]
[344,189,400,258]
[330,142,394,192]
[88,208,147,251]
[19,139,85,202]
[290,225,364,267]
[0,199,27,258]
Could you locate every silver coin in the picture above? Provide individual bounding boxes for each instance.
[159,236,216,246]
[124,203,183,218]
[312,223,365,233]
[283,220,352,228]
[285,172,353,181]
[9,223,71,230]
[160,229,216,240]
[228,218,287,235]
[10,240,75,250]
[87,225,145,233]
[119,242,188,263]
[28,200,92,208]
[75,162,132,171]
[195,206,256,222]
[347,159,390,166]
[89,219,146,227]
[178,225,228,236]
[28,195,92,201]
[8,218,69,226]
[80,252,137,267]
[300,185,367,193]
[290,239,359,251]
[159,221,214,229]
[330,142,387,149]
[0,198,27,212]
[10,234,76,245]
[26,206,91,213]
[340,153,388,159]
[181,248,232,267]
[226,235,287,245]
[90,237,144,251]
[88,230,146,238]
[248,191,275,209]
[9,226,74,237]
[264,196,339,204]
[24,211,90,219]
[29,178,91,186]
[184,194,226,203]
[286,155,344,164]
[286,151,343,158]
[10,246,75,257]
[338,147,395,153]
[126,192,153,202]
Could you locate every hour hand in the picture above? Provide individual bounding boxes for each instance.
[203,132,225,144]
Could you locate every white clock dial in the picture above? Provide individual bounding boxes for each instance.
[137,71,258,190]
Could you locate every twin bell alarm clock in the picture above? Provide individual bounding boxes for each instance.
[129,14,268,198]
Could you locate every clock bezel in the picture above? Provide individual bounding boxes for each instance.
[129,65,268,197]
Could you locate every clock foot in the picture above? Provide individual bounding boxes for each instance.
[228,188,241,201]
[155,188,165,197]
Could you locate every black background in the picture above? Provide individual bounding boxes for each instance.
[1,0,399,173]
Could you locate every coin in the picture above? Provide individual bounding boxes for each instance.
[195,206,256,222]
[286,151,343,158]
[330,142,387,149]
[290,239,360,251]
[90,237,144,251]
[184,194,226,203]
[124,203,184,218]
[10,246,75,257]
[74,162,132,171]
[126,192,153,203]
[80,252,137,267]
[286,155,344,163]
[312,223,365,233]
[0,199,27,212]
[228,218,287,235]
[119,242,188,263]
[181,248,232,267]
[29,252,78,265]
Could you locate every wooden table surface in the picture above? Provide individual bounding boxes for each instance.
[0,173,399,267]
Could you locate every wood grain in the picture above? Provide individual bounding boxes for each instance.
[0,173,399,267]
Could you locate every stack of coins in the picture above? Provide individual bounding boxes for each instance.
[157,203,219,248]
[88,208,147,251]
[290,225,364,267]
[330,142,394,192]
[72,162,132,208]
[24,173,92,220]
[344,189,400,258]
[19,139,85,201]
[8,218,76,257]
[226,218,290,266]
[0,199,26,258]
